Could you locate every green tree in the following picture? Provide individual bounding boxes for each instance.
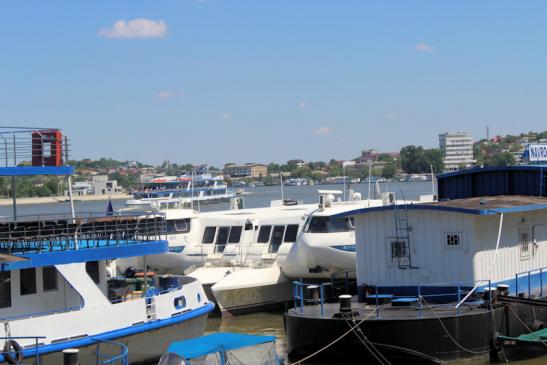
[381,163,397,178]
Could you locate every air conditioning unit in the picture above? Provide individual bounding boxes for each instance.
[381,192,396,206]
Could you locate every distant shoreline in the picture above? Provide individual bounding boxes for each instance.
[0,194,131,206]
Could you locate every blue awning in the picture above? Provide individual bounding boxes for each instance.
[167,333,276,359]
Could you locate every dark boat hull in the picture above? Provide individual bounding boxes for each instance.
[286,300,547,364]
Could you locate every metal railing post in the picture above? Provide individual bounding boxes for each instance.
[299,280,304,313]
[457,283,461,316]
[515,273,518,296]
[541,268,544,298]
[320,284,325,316]
[375,286,380,318]
[418,285,423,318]
[528,271,531,297]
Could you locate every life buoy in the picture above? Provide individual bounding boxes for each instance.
[3,339,23,364]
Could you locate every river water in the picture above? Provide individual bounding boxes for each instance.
[3,182,546,364]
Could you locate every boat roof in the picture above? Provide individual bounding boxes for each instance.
[333,195,547,218]
[166,332,276,359]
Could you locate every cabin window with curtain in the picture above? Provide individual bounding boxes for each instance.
[269,225,285,253]
[284,224,299,242]
[228,226,242,243]
[20,268,37,295]
[257,225,272,243]
[202,227,216,244]
[42,266,58,291]
[445,233,461,247]
[388,239,410,266]
[519,229,531,260]
[167,219,191,234]
[0,271,11,308]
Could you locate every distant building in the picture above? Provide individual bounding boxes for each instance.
[439,132,474,171]
[224,163,267,178]
[92,175,123,195]
[287,159,306,167]
[70,181,93,196]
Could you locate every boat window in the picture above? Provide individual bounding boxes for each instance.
[20,268,37,296]
[86,261,100,284]
[284,224,299,242]
[167,219,191,234]
[228,226,242,243]
[389,239,410,266]
[307,217,353,233]
[202,226,216,244]
[42,266,58,291]
[349,217,355,229]
[216,227,230,245]
[269,225,285,253]
[257,225,272,243]
[446,233,461,247]
[0,271,11,308]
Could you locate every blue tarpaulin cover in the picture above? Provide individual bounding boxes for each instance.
[167,332,276,359]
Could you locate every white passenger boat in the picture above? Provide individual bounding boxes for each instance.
[126,172,236,207]
[0,127,214,365]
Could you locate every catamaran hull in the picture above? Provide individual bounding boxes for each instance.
[1,305,213,365]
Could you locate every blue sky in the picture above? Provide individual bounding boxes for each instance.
[1,1,546,166]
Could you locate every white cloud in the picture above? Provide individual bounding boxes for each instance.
[413,43,435,52]
[314,126,332,135]
[298,101,307,109]
[99,18,168,39]
[223,112,232,121]
[155,89,184,100]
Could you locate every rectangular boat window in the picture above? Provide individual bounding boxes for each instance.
[20,268,37,295]
[42,266,58,291]
[257,225,272,243]
[167,219,191,234]
[269,225,285,253]
[389,239,410,266]
[86,261,100,284]
[0,271,11,308]
[228,226,242,243]
[307,217,352,233]
[216,227,230,245]
[308,217,328,233]
[202,226,216,244]
[284,224,299,242]
[446,233,461,247]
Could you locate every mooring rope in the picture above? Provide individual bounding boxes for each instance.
[341,313,391,365]
[507,305,547,347]
[421,296,490,355]
[288,307,379,365]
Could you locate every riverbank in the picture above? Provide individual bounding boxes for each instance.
[0,193,131,206]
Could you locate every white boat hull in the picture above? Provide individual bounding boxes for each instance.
[211,267,293,315]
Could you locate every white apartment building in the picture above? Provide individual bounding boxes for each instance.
[439,132,474,171]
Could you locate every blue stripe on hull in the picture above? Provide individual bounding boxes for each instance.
[0,302,215,362]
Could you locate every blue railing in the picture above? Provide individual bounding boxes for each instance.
[371,279,492,318]
[293,280,326,316]
[0,212,166,256]
[95,340,128,365]
[514,266,547,298]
